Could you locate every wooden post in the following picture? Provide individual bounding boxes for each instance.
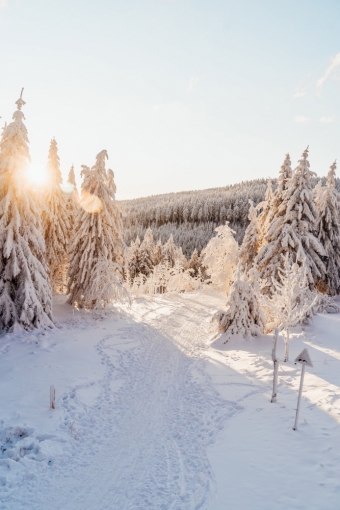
[50,385,55,410]
[271,328,279,403]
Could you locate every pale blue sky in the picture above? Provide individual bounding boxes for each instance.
[0,0,339,199]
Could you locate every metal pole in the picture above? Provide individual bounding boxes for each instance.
[271,329,279,403]
[284,327,290,362]
[272,328,278,362]
[271,359,280,403]
[293,363,305,430]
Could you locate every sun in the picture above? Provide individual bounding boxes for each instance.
[26,164,48,186]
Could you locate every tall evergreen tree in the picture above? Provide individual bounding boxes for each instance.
[139,228,155,277]
[188,248,201,278]
[256,148,326,291]
[128,236,141,281]
[315,161,340,295]
[43,139,70,290]
[67,150,124,308]
[0,91,53,330]
[256,179,273,249]
[162,234,177,268]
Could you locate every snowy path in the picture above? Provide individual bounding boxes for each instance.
[4,293,236,510]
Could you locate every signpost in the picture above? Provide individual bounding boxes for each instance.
[293,348,313,431]
[271,328,279,403]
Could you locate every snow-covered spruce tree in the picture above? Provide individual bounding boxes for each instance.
[214,266,264,341]
[314,161,340,294]
[153,239,164,266]
[188,248,201,278]
[0,91,53,330]
[67,150,125,308]
[128,236,141,281]
[239,201,261,272]
[201,222,238,294]
[162,234,177,268]
[139,228,155,277]
[42,139,70,291]
[255,148,326,292]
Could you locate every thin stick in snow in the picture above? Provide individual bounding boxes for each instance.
[293,348,313,431]
[50,385,56,409]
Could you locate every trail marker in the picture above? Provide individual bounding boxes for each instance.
[293,348,313,430]
[50,385,56,410]
[271,328,279,403]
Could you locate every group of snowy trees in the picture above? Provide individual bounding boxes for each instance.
[0,92,124,331]
[1,91,339,341]
[125,229,205,295]
[216,148,340,342]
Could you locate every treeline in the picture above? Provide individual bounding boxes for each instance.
[121,176,339,257]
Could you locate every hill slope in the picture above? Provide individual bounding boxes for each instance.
[121,176,337,257]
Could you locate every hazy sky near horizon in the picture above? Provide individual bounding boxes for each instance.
[0,0,339,199]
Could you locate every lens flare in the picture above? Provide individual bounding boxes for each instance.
[80,190,103,213]
[26,164,48,186]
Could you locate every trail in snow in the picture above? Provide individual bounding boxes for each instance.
[6,293,238,510]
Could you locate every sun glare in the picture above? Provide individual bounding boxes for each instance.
[26,164,48,186]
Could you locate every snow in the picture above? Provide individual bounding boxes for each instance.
[1,291,340,509]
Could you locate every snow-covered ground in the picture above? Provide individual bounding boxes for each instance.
[1,291,340,509]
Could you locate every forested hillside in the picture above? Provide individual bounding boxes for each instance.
[121,175,337,257]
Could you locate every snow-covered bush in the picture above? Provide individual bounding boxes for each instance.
[82,258,130,309]
[214,266,264,341]
[260,255,318,361]
[201,222,238,294]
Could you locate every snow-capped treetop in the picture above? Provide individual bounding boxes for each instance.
[277,153,292,194]
[46,139,62,186]
[0,92,30,185]
[327,160,336,189]
[68,164,77,187]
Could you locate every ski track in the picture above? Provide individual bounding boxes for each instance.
[3,295,241,510]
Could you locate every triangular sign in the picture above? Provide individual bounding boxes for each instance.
[294,348,313,368]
